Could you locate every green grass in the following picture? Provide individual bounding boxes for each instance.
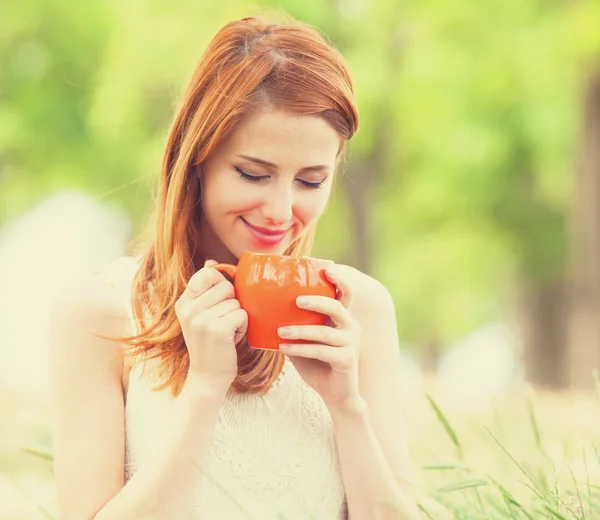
[4,380,600,519]
[413,384,599,519]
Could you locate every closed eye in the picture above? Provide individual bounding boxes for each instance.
[298,179,324,189]
[235,166,266,183]
[235,167,324,189]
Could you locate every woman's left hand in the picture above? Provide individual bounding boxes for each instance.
[278,265,362,411]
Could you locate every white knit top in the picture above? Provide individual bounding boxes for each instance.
[118,260,348,520]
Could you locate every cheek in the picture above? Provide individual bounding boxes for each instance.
[294,190,331,224]
[229,189,266,215]
[203,178,260,216]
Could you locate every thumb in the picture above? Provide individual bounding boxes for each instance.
[306,256,335,268]
[204,259,218,268]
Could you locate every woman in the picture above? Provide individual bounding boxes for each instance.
[50,14,421,520]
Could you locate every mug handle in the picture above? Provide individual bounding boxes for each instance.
[212,263,237,281]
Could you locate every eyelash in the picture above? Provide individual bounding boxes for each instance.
[234,167,324,189]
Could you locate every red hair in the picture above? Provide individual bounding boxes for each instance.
[122,14,359,396]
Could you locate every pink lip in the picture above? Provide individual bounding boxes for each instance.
[242,218,289,246]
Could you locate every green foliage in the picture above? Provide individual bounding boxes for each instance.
[1,0,599,347]
[418,393,599,519]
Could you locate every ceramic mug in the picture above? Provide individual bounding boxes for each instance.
[213,252,336,350]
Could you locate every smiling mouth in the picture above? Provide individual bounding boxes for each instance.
[241,218,289,246]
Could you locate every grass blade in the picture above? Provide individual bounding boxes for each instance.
[425,393,464,460]
[21,445,54,462]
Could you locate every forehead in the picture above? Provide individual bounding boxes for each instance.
[220,110,341,166]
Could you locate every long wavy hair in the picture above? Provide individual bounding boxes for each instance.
[122,14,359,397]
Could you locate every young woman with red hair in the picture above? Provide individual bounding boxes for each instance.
[50,15,420,520]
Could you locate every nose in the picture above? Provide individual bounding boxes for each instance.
[261,182,293,226]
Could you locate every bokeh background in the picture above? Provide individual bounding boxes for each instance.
[2,1,600,518]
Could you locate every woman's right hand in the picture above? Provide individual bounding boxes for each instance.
[175,259,247,394]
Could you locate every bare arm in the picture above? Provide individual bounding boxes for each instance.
[93,378,224,520]
[49,268,227,520]
[330,269,420,519]
[330,400,419,520]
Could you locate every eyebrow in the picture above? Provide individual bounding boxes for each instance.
[236,154,330,173]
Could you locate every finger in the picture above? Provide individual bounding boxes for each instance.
[205,297,240,319]
[191,279,235,310]
[278,324,350,347]
[323,267,353,310]
[182,267,225,300]
[279,343,347,366]
[309,257,335,270]
[296,295,352,329]
[220,308,248,336]
[204,259,218,268]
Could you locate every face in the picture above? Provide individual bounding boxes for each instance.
[199,110,342,263]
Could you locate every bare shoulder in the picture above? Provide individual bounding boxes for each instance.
[53,256,138,334]
[51,256,140,384]
[50,256,140,519]
[335,264,395,311]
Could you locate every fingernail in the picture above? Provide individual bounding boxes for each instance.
[278,327,292,338]
[279,344,291,351]
[297,296,310,307]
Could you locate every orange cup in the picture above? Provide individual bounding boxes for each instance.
[213,252,336,350]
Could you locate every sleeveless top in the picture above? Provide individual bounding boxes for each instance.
[117,259,348,519]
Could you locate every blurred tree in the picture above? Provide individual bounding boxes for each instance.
[564,0,600,390]
[0,0,113,221]
[365,0,574,387]
[0,1,239,231]
[3,0,600,389]
[568,63,600,390]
